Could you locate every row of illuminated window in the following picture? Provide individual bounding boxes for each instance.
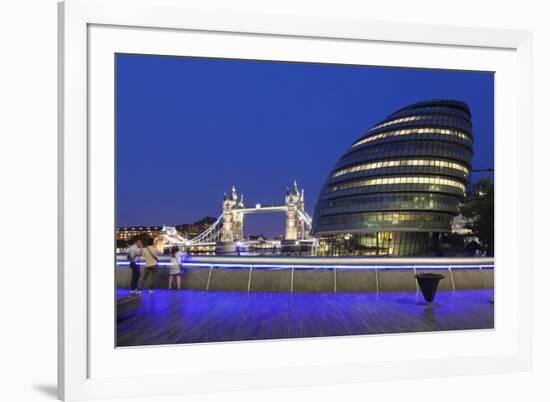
[118,227,162,231]
[341,142,472,166]
[370,115,472,134]
[318,211,453,226]
[316,231,434,257]
[332,159,470,178]
[352,127,472,148]
[329,176,466,192]
[117,231,161,236]
[319,194,459,214]
[395,106,471,120]
[118,230,161,234]
[325,193,458,208]
[371,115,432,130]
[319,231,429,243]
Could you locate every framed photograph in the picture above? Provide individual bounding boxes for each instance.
[58,0,533,400]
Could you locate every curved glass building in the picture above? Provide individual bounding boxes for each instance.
[311,99,473,256]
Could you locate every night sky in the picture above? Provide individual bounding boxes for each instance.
[116,54,494,237]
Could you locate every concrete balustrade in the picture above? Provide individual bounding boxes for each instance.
[116,256,494,293]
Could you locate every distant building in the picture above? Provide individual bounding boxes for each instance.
[116,217,217,246]
[116,226,163,242]
[311,99,473,256]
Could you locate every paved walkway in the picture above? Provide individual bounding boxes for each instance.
[116,288,494,347]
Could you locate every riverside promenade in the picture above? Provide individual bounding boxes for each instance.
[116,256,494,346]
[117,288,494,346]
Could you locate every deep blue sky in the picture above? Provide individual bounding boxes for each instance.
[116,54,494,237]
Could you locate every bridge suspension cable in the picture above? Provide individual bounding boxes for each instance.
[186,214,224,245]
[297,210,313,228]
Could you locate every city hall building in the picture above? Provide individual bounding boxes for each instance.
[311,99,473,256]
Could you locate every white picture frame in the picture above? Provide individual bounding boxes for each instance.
[58,0,533,400]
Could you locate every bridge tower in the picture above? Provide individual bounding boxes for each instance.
[285,180,306,240]
[221,185,244,242]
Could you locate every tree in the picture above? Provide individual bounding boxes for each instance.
[460,178,494,256]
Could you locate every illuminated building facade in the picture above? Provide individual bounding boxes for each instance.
[311,99,473,256]
[284,180,306,241]
[220,182,309,243]
[221,185,246,242]
[116,226,163,242]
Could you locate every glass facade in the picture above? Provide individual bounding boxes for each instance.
[317,232,437,257]
[333,159,470,178]
[311,99,473,256]
[352,126,472,147]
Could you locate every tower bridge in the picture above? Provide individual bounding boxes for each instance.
[179,181,313,247]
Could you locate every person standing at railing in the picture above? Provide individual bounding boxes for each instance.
[168,246,184,290]
[127,239,143,294]
[137,238,162,294]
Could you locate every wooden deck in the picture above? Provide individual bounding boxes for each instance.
[116,288,494,347]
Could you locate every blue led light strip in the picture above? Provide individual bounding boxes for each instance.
[116,261,494,270]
